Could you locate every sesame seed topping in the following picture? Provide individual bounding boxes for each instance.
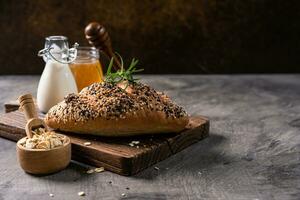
[47,82,187,123]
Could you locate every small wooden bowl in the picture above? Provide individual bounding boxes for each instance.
[16,134,71,175]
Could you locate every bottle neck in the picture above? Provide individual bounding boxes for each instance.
[38,36,78,64]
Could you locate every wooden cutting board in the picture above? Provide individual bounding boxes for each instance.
[0,107,209,175]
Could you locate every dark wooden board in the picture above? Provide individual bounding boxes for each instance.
[0,110,209,176]
[4,100,19,113]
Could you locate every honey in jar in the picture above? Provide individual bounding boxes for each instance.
[69,47,103,91]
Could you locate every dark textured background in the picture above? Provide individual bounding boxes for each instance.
[0,0,300,74]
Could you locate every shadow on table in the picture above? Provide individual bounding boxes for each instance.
[31,161,93,182]
[32,133,229,182]
[120,192,175,200]
[133,133,231,180]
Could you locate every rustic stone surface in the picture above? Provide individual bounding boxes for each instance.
[0,75,299,199]
[0,0,300,74]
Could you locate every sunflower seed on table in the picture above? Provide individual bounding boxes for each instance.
[86,169,94,174]
[78,191,85,196]
[83,142,91,146]
[94,167,105,173]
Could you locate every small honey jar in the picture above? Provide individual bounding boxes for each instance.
[69,47,104,91]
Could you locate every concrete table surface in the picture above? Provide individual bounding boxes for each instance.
[0,75,299,200]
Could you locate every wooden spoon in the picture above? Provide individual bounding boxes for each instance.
[85,22,122,71]
[18,94,47,138]
[16,94,71,175]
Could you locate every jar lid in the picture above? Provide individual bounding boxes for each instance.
[38,36,79,64]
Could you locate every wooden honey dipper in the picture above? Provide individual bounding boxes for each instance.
[84,22,122,71]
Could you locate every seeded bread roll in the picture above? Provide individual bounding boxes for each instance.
[45,81,189,136]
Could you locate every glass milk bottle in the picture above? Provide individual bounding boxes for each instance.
[37,36,78,113]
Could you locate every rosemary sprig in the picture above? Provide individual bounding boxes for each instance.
[105,54,144,85]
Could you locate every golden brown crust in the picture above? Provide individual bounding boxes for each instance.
[45,82,188,136]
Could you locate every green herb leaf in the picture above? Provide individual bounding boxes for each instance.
[105,54,144,85]
[107,57,114,75]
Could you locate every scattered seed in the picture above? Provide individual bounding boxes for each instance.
[86,169,94,174]
[166,168,169,170]
[78,191,85,196]
[132,141,140,144]
[154,167,159,170]
[136,146,140,148]
[198,171,202,175]
[129,143,134,147]
[121,193,126,197]
[84,142,91,146]
[49,193,54,197]
[94,167,105,173]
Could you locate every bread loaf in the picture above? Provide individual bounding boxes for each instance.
[45,81,188,136]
